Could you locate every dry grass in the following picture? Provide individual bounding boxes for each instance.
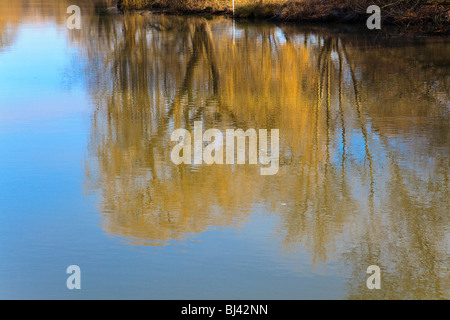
[280,0,449,26]
[118,0,290,13]
[117,0,449,32]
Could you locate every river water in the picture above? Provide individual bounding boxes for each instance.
[0,0,449,299]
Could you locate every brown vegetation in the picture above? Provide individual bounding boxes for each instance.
[117,0,449,34]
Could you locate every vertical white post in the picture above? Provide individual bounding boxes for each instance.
[232,0,235,16]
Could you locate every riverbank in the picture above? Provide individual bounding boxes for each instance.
[116,0,449,35]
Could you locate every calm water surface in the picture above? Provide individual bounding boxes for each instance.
[0,0,449,299]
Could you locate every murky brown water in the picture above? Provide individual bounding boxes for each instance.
[0,0,449,299]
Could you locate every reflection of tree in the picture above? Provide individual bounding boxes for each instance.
[78,8,449,298]
[82,14,267,245]
[3,0,447,300]
[308,34,449,299]
[0,0,22,51]
[0,0,117,51]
